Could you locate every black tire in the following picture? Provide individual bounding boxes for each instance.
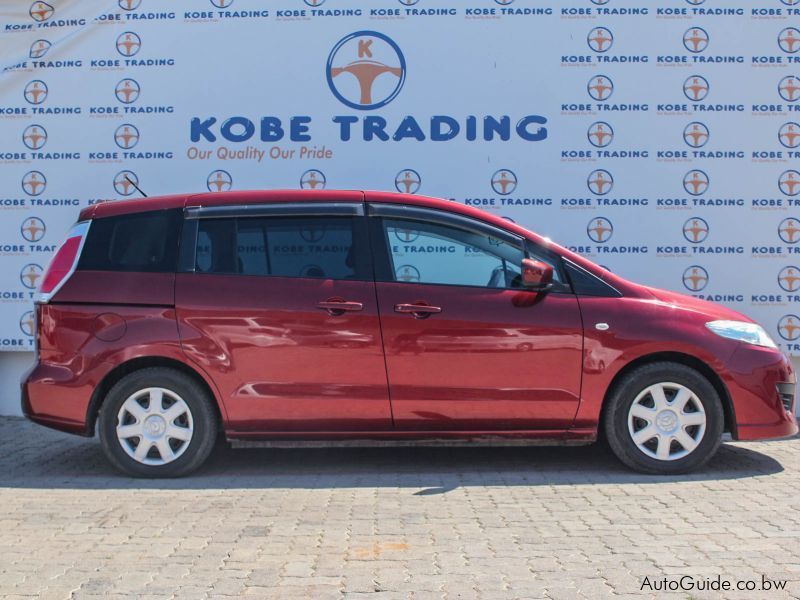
[604,362,724,474]
[98,367,218,478]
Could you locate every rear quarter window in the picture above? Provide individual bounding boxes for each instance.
[78,209,181,273]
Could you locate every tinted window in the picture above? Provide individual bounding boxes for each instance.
[195,216,365,280]
[78,209,181,272]
[565,261,621,297]
[381,218,524,288]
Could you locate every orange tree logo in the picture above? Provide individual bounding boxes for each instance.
[587,75,613,101]
[778,315,800,341]
[779,170,800,196]
[779,75,800,102]
[300,170,326,189]
[115,78,140,104]
[779,28,800,54]
[683,217,709,243]
[114,171,139,196]
[587,169,613,195]
[778,266,800,292]
[682,266,708,292]
[587,217,613,243]
[683,170,709,196]
[114,124,140,149]
[395,169,421,194]
[207,170,232,192]
[327,31,406,110]
[29,39,51,59]
[779,218,800,244]
[24,80,47,105]
[22,171,46,196]
[20,264,43,290]
[683,122,709,148]
[491,170,517,195]
[116,32,141,57]
[20,311,36,337]
[779,122,800,148]
[683,75,709,101]
[21,217,46,242]
[587,27,613,53]
[588,122,613,147]
[683,27,709,53]
[22,125,47,150]
[29,2,53,22]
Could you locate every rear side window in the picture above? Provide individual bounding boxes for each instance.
[195,216,368,280]
[78,209,181,273]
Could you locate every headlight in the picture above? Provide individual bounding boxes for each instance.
[705,320,777,349]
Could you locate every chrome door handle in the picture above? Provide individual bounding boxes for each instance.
[316,298,364,316]
[394,303,442,319]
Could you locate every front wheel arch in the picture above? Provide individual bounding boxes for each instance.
[86,356,223,437]
[599,351,736,439]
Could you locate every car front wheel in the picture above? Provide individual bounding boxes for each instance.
[604,362,724,474]
[98,367,218,478]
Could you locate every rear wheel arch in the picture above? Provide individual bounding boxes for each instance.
[599,351,736,438]
[85,356,224,437]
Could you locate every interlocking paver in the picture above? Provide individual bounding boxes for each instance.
[0,417,798,599]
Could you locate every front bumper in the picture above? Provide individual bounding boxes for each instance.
[726,345,798,441]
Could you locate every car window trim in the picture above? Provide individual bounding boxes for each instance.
[367,203,522,248]
[184,202,364,220]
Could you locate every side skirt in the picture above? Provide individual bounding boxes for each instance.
[228,428,597,448]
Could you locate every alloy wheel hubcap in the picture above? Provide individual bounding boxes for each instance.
[627,382,706,461]
[116,387,193,466]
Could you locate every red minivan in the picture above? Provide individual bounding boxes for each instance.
[22,190,798,477]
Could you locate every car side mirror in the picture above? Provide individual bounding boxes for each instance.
[521,258,553,291]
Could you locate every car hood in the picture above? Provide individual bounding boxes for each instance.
[641,285,753,323]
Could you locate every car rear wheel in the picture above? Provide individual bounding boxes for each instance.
[98,367,218,477]
[604,362,724,474]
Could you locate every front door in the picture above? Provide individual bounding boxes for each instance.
[368,203,583,431]
[176,203,392,432]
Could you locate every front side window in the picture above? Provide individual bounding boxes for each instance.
[195,216,365,280]
[380,218,525,288]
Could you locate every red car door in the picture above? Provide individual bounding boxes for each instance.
[176,200,392,433]
[367,202,584,431]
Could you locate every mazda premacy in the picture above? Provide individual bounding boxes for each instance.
[22,190,798,477]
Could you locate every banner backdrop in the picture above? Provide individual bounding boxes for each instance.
[1,0,800,354]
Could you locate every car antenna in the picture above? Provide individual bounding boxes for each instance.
[125,176,148,198]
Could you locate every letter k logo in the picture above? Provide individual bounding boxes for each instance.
[358,39,373,58]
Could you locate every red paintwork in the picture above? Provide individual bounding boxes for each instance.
[175,274,392,432]
[375,282,582,430]
[23,190,797,444]
[23,302,209,435]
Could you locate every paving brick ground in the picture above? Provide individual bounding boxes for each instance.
[0,417,798,599]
